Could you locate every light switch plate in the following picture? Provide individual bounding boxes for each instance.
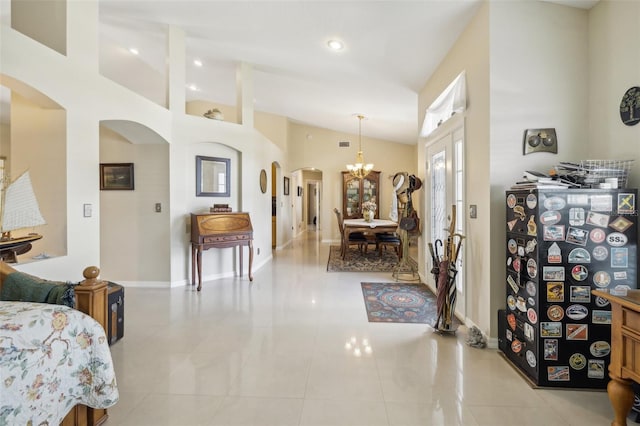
[83,203,92,217]
[523,128,557,155]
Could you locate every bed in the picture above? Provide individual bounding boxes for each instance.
[0,262,119,425]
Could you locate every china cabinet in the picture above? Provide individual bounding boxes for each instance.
[341,171,380,219]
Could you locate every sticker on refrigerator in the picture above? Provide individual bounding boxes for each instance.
[507,313,517,331]
[567,194,589,205]
[511,339,523,354]
[540,210,562,225]
[507,219,518,231]
[590,195,613,212]
[527,308,538,324]
[541,322,562,337]
[512,257,521,272]
[507,194,517,208]
[606,232,628,247]
[527,216,537,236]
[594,296,610,307]
[527,297,535,307]
[506,329,513,341]
[569,208,585,226]
[507,275,519,294]
[585,211,610,228]
[610,216,633,233]
[547,242,562,263]
[569,353,587,370]
[613,271,627,280]
[524,322,535,342]
[569,285,590,303]
[618,193,636,214]
[544,225,565,241]
[593,271,611,288]
[544,339,558,360]
[543,266,565,281]
[527,259,538,278]
[571,265,588,282]
[508,239,517,254]
[516,296,527,312]
[566,323,588,340]
[566,227,589,246]
[526,281,537,297]
[611,247,629,268]
[547,282,564,302]
[507,295,516,310]
[590,341,611,357]
[513,205,526,220]
[526,350,537,368]
[548,366,570,381]
[565,304,588,320]
[525,239,537,254]
[589,228,606,244]
[592,245,608,261]
[588,359,605,379]
[526,194,537,209]
[547,305,564,321]
[592,310,612,324]
[568,248,590,263]
[544,197,566,210]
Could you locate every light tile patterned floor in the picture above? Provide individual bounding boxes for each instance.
[106,231,619,425]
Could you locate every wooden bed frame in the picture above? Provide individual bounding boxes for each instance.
[0,261,111,426]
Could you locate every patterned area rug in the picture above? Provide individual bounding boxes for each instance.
[361,282,437,324]
[327,245,414,272]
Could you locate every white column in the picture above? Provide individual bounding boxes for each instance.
[167,25,186,113]
[236,62,254,128]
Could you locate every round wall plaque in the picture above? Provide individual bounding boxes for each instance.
[620,86,640,126]
[259,169,267,193]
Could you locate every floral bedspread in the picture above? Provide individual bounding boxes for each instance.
[0,301,119,425]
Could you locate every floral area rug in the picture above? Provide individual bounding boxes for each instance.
[327,245,413,272]
[361,282,437,324]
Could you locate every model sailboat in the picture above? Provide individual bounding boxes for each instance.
[0,171,46,260]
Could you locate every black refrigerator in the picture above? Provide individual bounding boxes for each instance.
[500,188,637,388]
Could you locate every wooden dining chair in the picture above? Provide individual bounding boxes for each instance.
[334,208,368,258]
[375,232,402,260]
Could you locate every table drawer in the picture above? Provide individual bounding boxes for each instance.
[204,234,250,243]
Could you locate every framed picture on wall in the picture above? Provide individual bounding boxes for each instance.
[297,186,303,197]
[284,177,290,195]
[100,163,134,190]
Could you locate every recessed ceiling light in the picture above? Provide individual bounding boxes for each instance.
[129,47,139,55]
[193,59,203,67]
[188,84,198,91]
[327,39,344,51]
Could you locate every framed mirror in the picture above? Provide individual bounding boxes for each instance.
[196,155,230,197]
[259,169,267,193]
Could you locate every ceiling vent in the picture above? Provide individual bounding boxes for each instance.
[339,141,350,148]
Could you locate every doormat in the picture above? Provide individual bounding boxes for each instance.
[361,282,438,324]
[327,245,412,272]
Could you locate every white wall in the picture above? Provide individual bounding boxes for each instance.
[587,0,640,183]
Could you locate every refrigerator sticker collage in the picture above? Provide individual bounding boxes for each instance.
[501,189,637,388]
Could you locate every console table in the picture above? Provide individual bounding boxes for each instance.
[592,289,640,426]
[191,212,254,291]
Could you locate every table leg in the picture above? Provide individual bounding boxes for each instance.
[248,241,254,281]
[191,244,196,286]
[239,245,243,277]
[196,246,203,291]
[608,373,634,426]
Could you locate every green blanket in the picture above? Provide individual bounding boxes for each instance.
[0,271,76,307]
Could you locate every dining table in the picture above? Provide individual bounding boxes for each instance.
[342,218,399,259]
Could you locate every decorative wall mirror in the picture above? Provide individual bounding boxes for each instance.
[196,155,230,197]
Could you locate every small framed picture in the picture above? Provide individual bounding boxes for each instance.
[297,186,303,197]
[100,163,134,190]
[284,177,290,196]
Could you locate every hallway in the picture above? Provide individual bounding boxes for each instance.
[106,231,614,425]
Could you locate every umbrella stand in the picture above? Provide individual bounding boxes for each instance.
[432,205,464,334]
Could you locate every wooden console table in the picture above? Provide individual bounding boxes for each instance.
[191,212,254,291]
[593,289,640,426]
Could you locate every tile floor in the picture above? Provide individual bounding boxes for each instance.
[106,230,619,425]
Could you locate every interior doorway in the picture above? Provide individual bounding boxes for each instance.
[307,182,320,230]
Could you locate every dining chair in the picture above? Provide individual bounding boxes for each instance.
[334,208,368,258]
[375,232,402,260]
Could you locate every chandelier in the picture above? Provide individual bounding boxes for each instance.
[346,114,374,179]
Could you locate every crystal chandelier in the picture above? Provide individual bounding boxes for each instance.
[346,114,373,179]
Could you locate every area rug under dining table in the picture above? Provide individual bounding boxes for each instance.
[361,282,438,324]
[326,245,414,272]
